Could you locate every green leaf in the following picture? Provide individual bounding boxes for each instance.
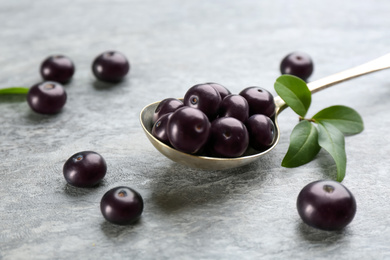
[281,120,321,168]
[317,122,346,182]
[312,105,364,135]
[274,75,311,117]
[0,87,29,95]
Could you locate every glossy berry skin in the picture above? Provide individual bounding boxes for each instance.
[27,81,67,114]
[184,83,222,120]
[219,94,249,122]
[207,82,231,99]
[152,98,183,124]
[280,52,314,81]
[63,151,107,188]
[100,186,144,225]
[297,180,357,231]
[246,114,276,151]
[167,107,211,154]
[40,55,75,84]
[209,117,249,158]
[92,51,130,82]
[152,112,172,145]
[239,86,275,118]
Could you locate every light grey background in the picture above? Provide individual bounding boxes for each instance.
[1,0,390,259]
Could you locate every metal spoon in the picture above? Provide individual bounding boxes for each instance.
[140,53,390,170]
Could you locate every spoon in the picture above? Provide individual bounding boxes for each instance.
[140,53,390,170]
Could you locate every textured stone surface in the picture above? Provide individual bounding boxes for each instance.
[1,0,390,259]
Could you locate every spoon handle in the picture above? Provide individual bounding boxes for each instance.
[274,53,390,112]
[308,53,390,93]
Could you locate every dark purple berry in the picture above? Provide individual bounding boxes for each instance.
[297,180,357,231]
[219,94,249,122]
[239,86,275,118]
[209,117,249,157]
[152,98,184,124]
[40,55,75,84]
[280,52,314,81]
[63,151,107,188]
[183,83,222,120]
[207,82,231,99]
[167,107,210,154]
[27,81,67,114]
[152,113,172,145]
[246,114,276,151]
[92,51,130,82]
[100,186,144,225]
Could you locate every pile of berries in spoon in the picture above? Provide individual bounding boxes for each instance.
[151,83,276,158]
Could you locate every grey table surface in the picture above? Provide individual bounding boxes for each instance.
[1,0,390,259]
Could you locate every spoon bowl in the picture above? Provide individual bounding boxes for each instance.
[140,53,390,170]
[140,100,281,170]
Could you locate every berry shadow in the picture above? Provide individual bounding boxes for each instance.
[0,94,27,103]
[92,79,127,91]
[23,109,65,125]
[296,221,349,244]
[100,217,142,239]
[148,159,270,214]
[63,180,107,198]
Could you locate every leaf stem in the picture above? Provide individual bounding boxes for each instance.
[298,116,315,123]
[0,87,29,95]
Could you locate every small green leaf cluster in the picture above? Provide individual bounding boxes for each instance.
[274,75,364,182]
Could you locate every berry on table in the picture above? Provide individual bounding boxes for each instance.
[63,151,107,188]
[280,51,314,81]
[40,55,75,84]
[297,180,357,231]
[100,186,144,225]
[27,81,67,114]
[92,51,130,82]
